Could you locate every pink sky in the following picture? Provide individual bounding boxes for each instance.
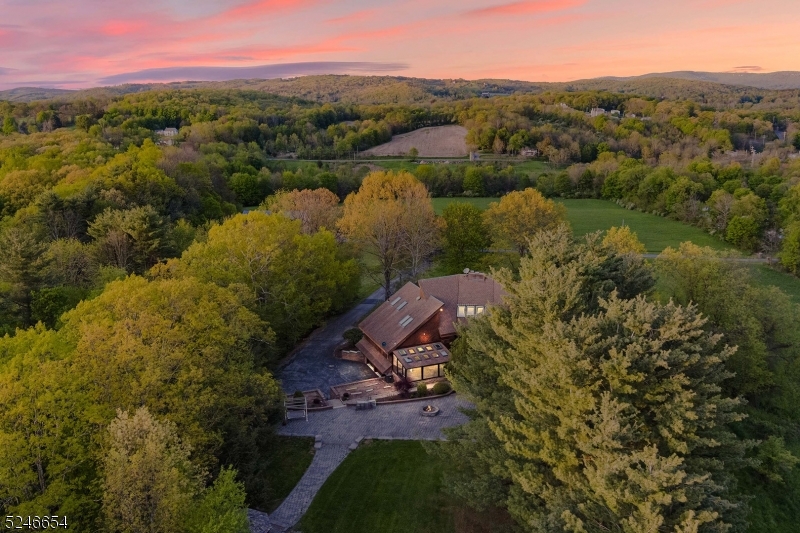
[1,0,799,89]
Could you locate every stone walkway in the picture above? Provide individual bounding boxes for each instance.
[265,395,472,532]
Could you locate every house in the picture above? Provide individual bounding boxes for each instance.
[520,147,539,157]
[356,272,505,382]
[590,108,607,117]
[155,127,179,146]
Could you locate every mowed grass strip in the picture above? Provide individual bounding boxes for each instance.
[299,440,454,533]
[432,197,731,253]
[260,436,316,512]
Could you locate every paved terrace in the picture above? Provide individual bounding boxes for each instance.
[265,395,472,532]
[278,288,384,396]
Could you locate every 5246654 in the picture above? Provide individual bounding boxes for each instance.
[3,516,68,529]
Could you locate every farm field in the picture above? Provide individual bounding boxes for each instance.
[299,440,512,533]
[362,125,468,157]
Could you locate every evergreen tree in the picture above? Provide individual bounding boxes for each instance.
[440,228,749,533]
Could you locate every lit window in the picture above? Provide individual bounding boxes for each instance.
[466,306,475,316]
[407,348,415,354]
[457,305,466,317]
[476,306,485,315]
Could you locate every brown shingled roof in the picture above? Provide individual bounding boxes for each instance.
[418,273,505,337]
[359,282,444,354]
[356,338,392,374]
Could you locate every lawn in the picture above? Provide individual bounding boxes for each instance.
[299,440,512,533]
[431,197,732,253]
[748,264,800,305]
[258,436,315,512]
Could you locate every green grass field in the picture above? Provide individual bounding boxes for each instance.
[749,264,800,305]
[432,197,731,253]
[299,440,512,533]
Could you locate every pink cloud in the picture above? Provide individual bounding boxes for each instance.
[464,0,586,17]
[325,9,377,25]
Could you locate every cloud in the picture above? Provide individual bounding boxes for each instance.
[464,0,586,17]
[0,67,17,76]
[730,65,764,72]
[325,9,377,25]
[97,61,409,84]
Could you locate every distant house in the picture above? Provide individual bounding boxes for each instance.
[610,110,621,117]
[590,108,607,117]
[469,151,481,161]
[520,147,538,158]
[356,272,505,381]
[155,127,179,146]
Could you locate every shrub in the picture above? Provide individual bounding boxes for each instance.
[312,398,321,406]
[343,327,363,345]
[416,383,429,397]
[432,382,451,395]
[342,392,350,401]
[293,390,304,398]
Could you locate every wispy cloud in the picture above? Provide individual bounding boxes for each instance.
[463,0,586,17]
[730,65,764,72]
[97,61,409,84]
[325,9,377,25]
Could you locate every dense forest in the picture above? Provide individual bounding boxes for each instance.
[1,76,800,532]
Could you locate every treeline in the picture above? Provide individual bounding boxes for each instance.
[0,209,361,530]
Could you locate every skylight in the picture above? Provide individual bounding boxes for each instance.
[399,315,413,327]
[390,296,401,306]
[397,301,407,310]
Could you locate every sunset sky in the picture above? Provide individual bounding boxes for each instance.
[1,0,799,90]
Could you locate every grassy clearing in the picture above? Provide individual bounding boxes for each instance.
[557,199,731,252]
[259,436,315,512]
[299,440,512,533]
[748,265,800,305]
[431,197,731,253]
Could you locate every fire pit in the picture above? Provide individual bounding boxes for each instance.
[421,405,440,417]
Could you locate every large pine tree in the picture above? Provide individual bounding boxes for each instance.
[440,227,749,533]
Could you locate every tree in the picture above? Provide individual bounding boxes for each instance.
[483,188,567,255]
[263,188,340,234]
[185,468,250,533]
[45,239,98,287]
[441,228,747,533]
[2,116,17,135]
[656,243,796,399]
[88,206,166,273]
[726,215,760,251]
[0,225,50,326]
[602,225,646,254]
[779,223,800,274]
[407,147,419,160]
[707,189,735,234]
[337,171,438,299]
[63,276,281,469]
[175,212,359,347]
[441,202,490,273]
[103,407,200,533]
